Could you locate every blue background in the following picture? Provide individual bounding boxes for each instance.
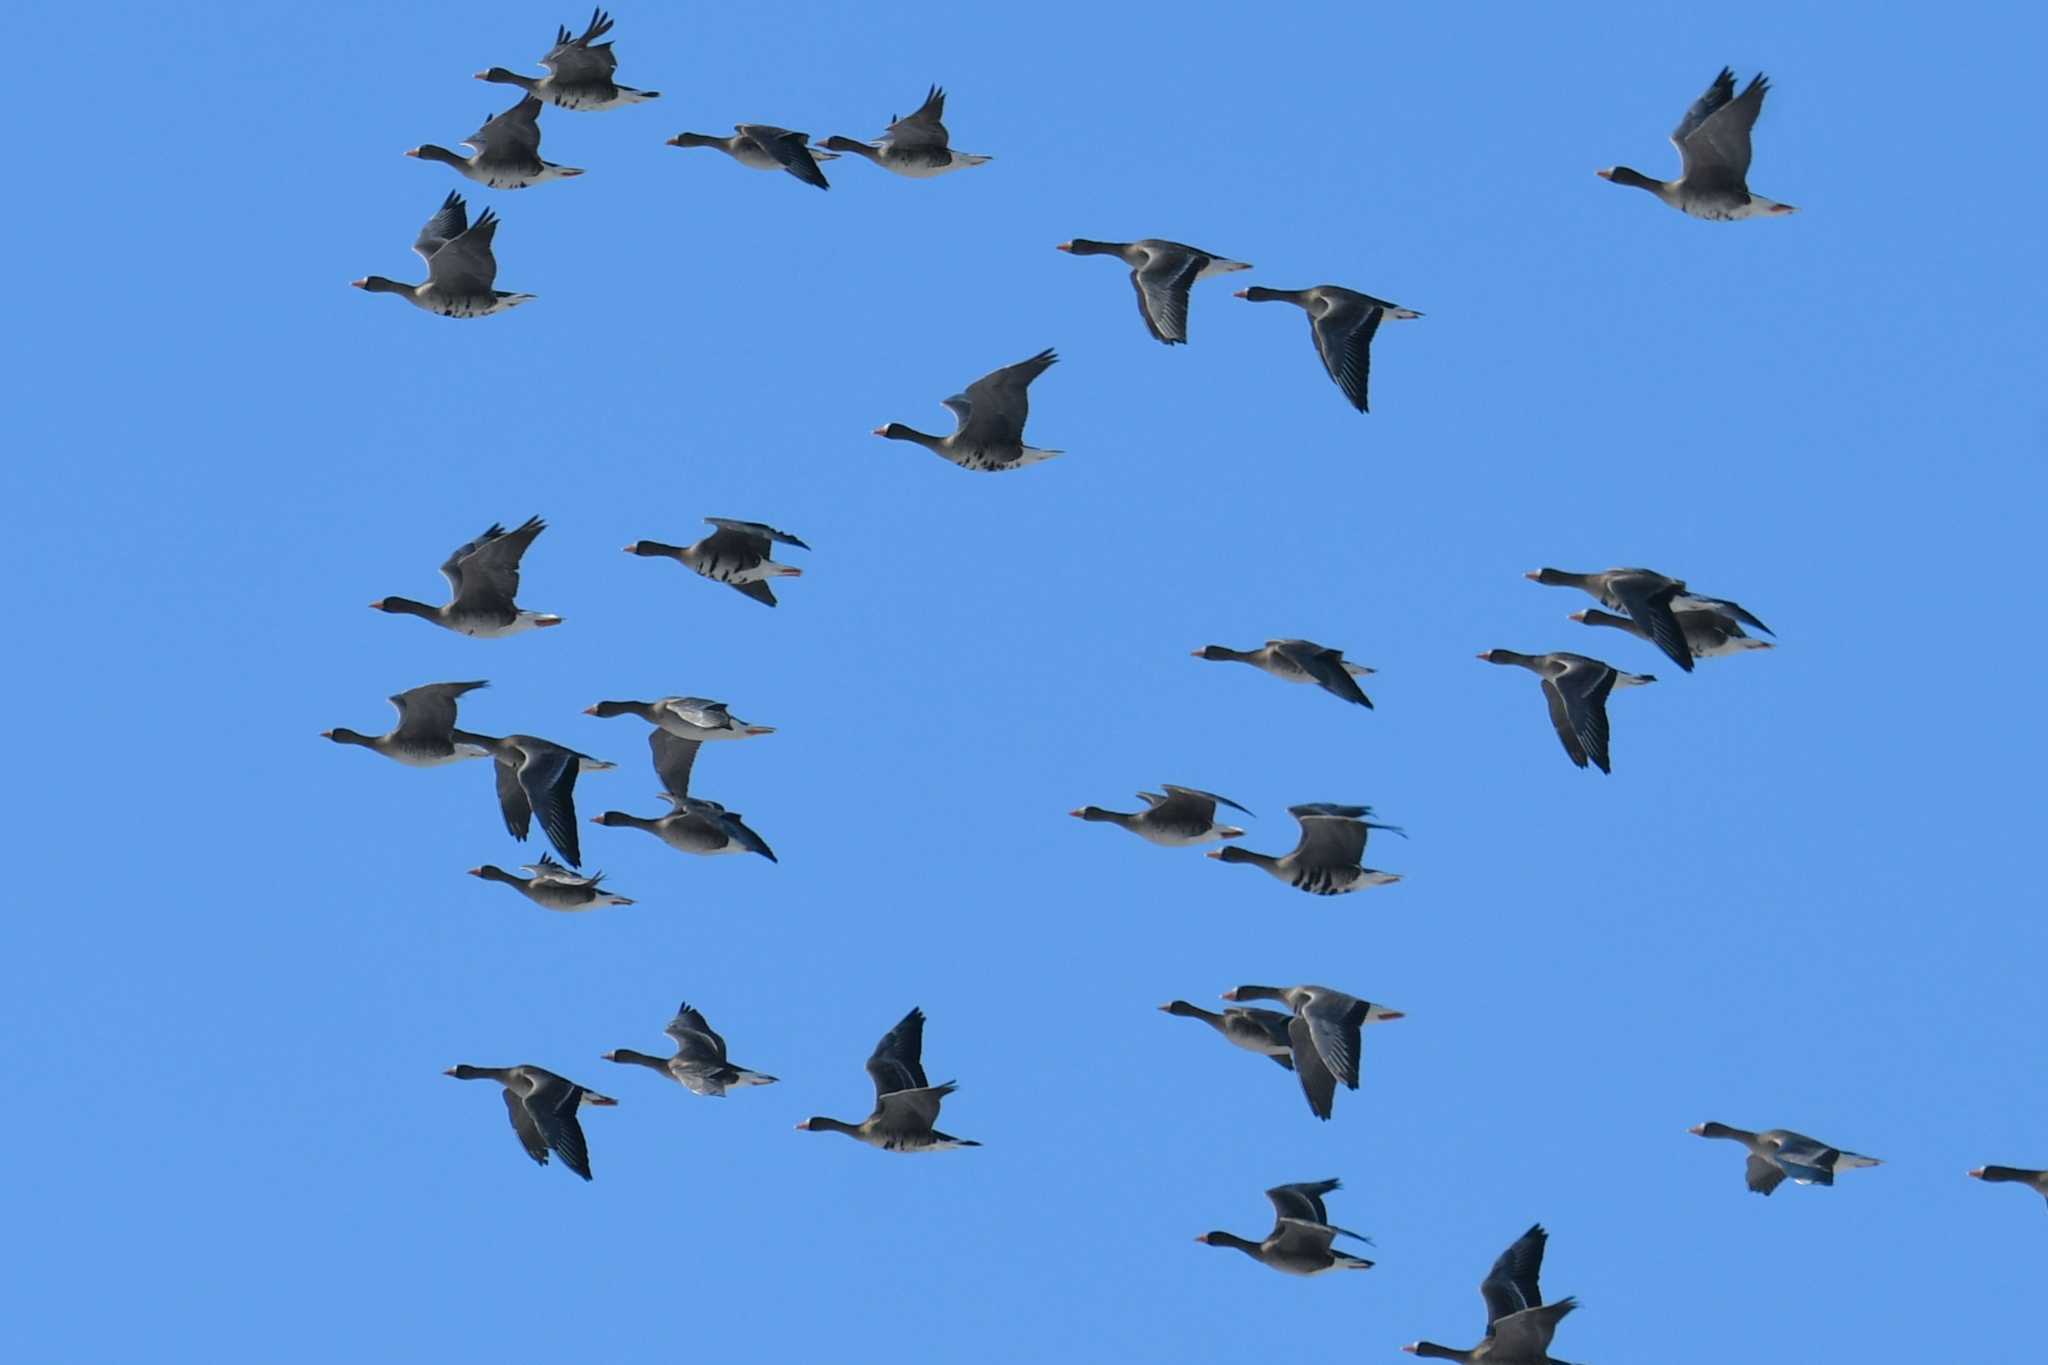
[6,2,2044,1359]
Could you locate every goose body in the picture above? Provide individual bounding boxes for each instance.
[1158,1000,1297,1070]
[1690,1122,1882,1195]
[589,729,777,860]
[372,516,561,637]
[1196,1180,1375,1276]
[874,349,1062,472]
[1218,985,1403,1121]
[443,1064,617,1180]
[323,680,492,767]
[796,1007,979,1152]
[1194,639,1375,707]
[584,697,775,741]
[1236,284,1420,412]
[1405,1223,1581,1363]
[1208,803,1404,895]
[624,518,808,607]
[476,9,660,111]
[1071,785,1250,847]
[408,96,584,189]
[1599,68,1795,220]
[1568,606,1772,658]
[1057,239,1250,344]
[821,85,990,179]
[1477,650,1655,774]
[667,126,834,189]
[469,854,635,910]
[603,1002,778,1096]
[459,731,615,867]
[352,192,534,318]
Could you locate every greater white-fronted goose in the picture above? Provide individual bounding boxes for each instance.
[666,126,834,189]
[458,731,616,867]
[1527,567,1773,671]
[1235,285,1421,412]
[624,518,809,607]
[1599,68,1795,220]
[408,96,584,189]
[873,349,1062,472]
[352,192,534,318]
[371,516,561,637]
[1969,1166,2048,1206]
[584,696,775,741]
[589,730,777,860]
[1404,1223,1581,1363]
[1194,639,1375,708]
[1689,1122,1881,1195]
[468,853,635,911]
[1219,985,1404,1121]
[443,1064,617,1180]
[1195,1179,1375,1276]
[603,1002,779,1096]
[1158,1000,1296,1070]
[1568,607,1772,659]
[1476,650,1655,774]
[1056,239,1250,345]
[1208,803,1404,895]
[795,1007,979,1152]
[477,9,660,111]
[323,680,492,766]
[1070,785,1251,846]
[819,85,990,178]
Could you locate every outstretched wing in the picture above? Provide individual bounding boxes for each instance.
[649,730,701,798]
[466,96,544,162]
[1309,296,1383,413]
[390,680,487,742]
[865,1007,931,1100]
[954,349,1057,447]
[540,8,620,81]
[412,191,468,264]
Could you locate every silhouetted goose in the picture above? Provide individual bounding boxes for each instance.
[458,732,615,867]
[1196,1179,1374,1276]
[1568,607,1772,659]
[1969,1166,2048,1206]
[1208,803,1404,896]
[1158,1000,1296,1070]
[1219,985,1404,1121]
[796,1007,979,1152]
[1057,239,1250,344]
[1194,639,1375,708]
[1070,785,1250,846]
[443,1064,616,1180]
[477,9,659,111]
[584,697,775,741]
[1599,68,1795,220]
[624,518,809,607]
[1476,651,1655,774]
[820,85,990,178]
[667,125,834,189]
[371,516,561,637]
[1689,1122,1882,1195]
[1405,1223,1581,1363]
[323,680,491,766]
[589,730,777,860]
[352,192,533,318]
[408,96,584,189]
[603,1002,778,1096]
[873,349,1062,472]
[1235,285,1420,412]
[468,853,635,911]
[1525,567,1750,672]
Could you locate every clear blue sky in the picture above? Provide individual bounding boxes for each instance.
[7,2,2045,1359]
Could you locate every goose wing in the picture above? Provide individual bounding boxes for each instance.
[1308,292,1383,413]
[865,1007,931,1100]
[390,680,486,742]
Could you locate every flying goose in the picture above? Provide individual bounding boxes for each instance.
[584,696,775,741]
[1568,606,1772,659]
[1968,1166,2048,1206]
[322,680,492,766]
[1526,567,1773,671]
[1158,1000,1297,1070]
[795,1007,979,1152]
[603,1002,778,1096]
[1194,639,1375,708]
[443,1064,616,1180]
[873,349,1062,472]
[624,519,809,607]
[1404,1224,1581,1363]
[468,853,635,911]
[589,730,777,859]
[1476,651,1654,774]
[458,731,616,867]
[667,126,834,189]
[819,85,990,178]
[1070,785,1251,846]
[1689,1122,1882,1195]
[1219,985,1404,1121]
[1599,68,1795,220]
[407,96,584,189]
[1195,1180,1375,1276]
[1056,239,1250,345]
[1208,803,1405,895]
[1235,285,1421,412]
[351,192,534,318]
[477,9,660,111]
[371,516,561,637]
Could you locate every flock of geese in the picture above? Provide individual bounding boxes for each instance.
[324,14,2041,1361]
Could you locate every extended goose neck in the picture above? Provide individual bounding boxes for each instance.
[666,132,725,150]
[351,276,416,299]
[1237,286,1306,304]
[1599,165,1668,195]
[478,68,538,92]
[1058,239,1124,257]
[799,1116,864,1139]
[370,596,439,620]
[445,1064,511,1082]
[874,423,946,450]
[585,700,655,720]
[1160,1000,1222,1024]
[408,144,468,167]
[821,136,880,160]
[1403,1343,1474,1362]
[1211,845,1277,868]
[468,866,521,886]
[602,1050,671,1072]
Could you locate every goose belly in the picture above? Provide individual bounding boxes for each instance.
[1290,866,1365,896]
[1138,823,1226,847]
